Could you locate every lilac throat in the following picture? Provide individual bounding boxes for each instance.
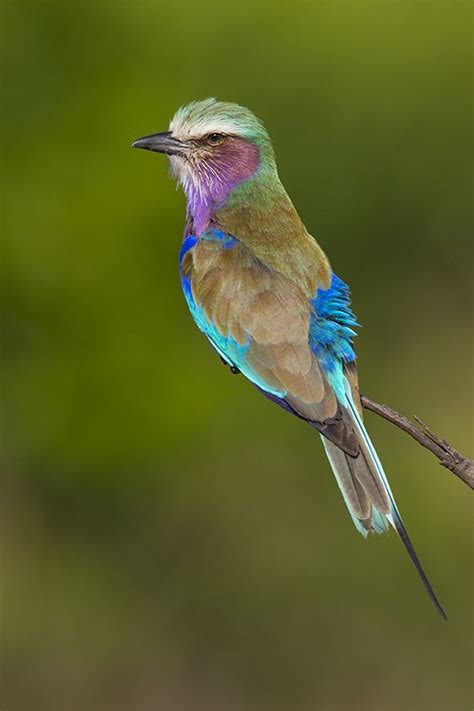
[184,138,260,235]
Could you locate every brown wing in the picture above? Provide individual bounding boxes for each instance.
[183,238,359,455]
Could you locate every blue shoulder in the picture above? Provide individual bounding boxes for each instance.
[179,228,237,301]
[179,228,237,266]
[179,235,197,305]
[179,234,198,265]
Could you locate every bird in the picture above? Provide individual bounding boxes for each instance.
[132,98,446,619]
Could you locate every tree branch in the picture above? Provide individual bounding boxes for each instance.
[361,395,474,490]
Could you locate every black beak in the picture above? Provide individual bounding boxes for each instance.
[131,131,188,156]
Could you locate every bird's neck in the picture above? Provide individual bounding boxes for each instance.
[184,163,331,296]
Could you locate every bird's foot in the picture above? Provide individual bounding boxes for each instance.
[220,356,240,375]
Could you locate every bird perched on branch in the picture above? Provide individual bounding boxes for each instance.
[132,98,446,618]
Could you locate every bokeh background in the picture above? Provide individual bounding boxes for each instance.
[1,1,473,710]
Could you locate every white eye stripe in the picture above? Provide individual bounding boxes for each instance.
[169,118,240,141]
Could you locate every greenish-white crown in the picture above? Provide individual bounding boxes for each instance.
[169,97,276,164]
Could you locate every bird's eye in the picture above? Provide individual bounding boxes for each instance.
[206,132,225,145]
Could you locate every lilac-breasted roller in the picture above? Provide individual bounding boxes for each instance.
[132,98,446,618]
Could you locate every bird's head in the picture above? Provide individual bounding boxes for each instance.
[132,98,278,233]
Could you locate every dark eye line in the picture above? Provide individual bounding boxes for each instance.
[188,132,238,148]
[204,132,228,145]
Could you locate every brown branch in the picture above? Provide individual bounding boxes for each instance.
[361,395,474,490]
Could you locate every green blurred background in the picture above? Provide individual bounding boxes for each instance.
[1,1,472,709]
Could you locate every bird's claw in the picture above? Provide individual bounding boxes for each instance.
[220,356,240,375]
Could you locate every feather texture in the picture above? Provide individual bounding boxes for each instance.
[181,230,333,404]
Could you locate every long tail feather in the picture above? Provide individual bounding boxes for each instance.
[321,377,447,619]
[389,508,447,620]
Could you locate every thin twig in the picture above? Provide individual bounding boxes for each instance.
[361,395,474,490]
